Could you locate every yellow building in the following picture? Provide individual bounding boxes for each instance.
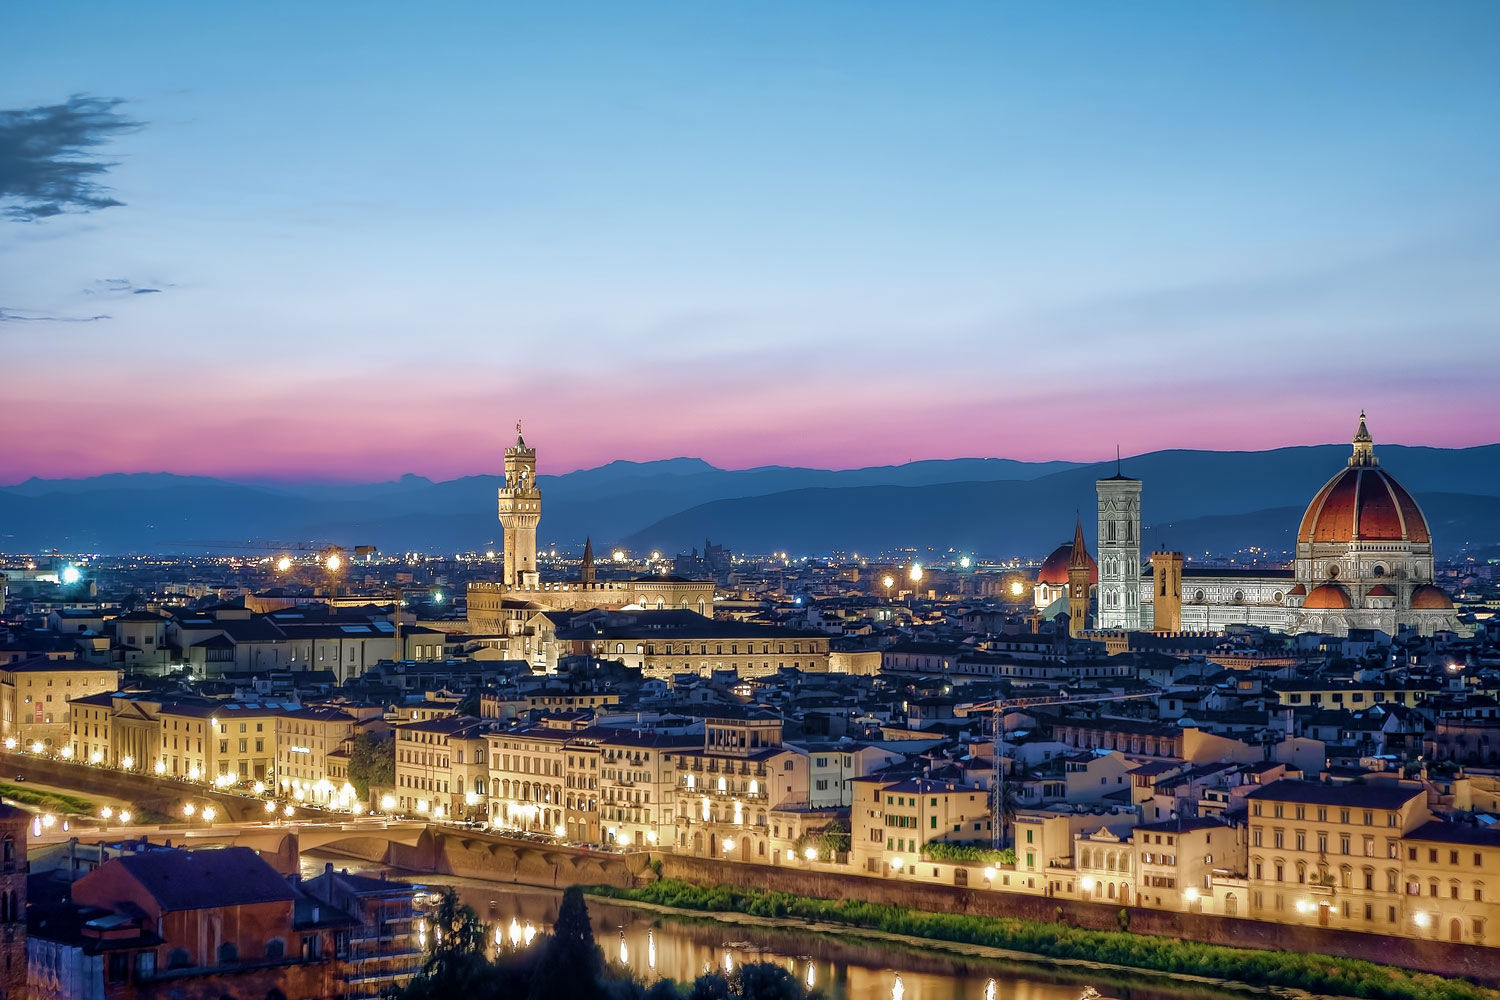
[669,714,791,863]
[277,706,364,806]
[851,776,992,878]
[1401,821,1500,945]
[1246,779,1428,935]
[1128,817,1245,913]
[485,724,580,836]
[1,657,119,751]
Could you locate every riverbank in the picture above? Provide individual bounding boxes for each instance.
[589,881,1498,1000]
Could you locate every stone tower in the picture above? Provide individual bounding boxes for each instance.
[0,804,27,999]
[1067,517,1093,638]
[1150,550,1184,633]
[498,425,541,589]
[1096,459,1142,631]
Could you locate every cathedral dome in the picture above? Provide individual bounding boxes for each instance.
[1410,584,1455,610]
[1304,583,1352,609]
[1037,542,1097,586]
[1297,414,1430,545]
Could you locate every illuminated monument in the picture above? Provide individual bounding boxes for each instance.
[497,425,541,589]
[1104,414,1466,638]
[467,427,714,633]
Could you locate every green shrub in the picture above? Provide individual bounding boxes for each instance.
[588,880,1493,1000]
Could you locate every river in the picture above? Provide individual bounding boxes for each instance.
[301,854,1243,1000]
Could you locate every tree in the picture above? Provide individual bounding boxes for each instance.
[457,690,482,717]
[347,731,394,799]
[817,820,850,858]
[529,886,605,1000]
[398,888,503,1000]
[735,963,808,1000]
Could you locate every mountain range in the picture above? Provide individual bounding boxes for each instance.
[2,445,1497,560]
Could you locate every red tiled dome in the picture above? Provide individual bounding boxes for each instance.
[1366,584,1395,597]
[1304,583,1352,609]
[1410,584,1454,610]
[1297,466,1430,545]
[1036,543,1097,586]
[1287,583,1307,597]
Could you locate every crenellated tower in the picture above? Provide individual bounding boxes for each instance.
[498,424,541,588]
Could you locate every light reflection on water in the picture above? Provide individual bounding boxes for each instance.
[302,855,1236,1000]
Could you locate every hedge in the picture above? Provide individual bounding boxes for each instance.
[590,879,1495,1000]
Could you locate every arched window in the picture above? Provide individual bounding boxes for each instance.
[218,942,238,964]
[1,836,11,864]
[265,938,285,960]
[167,948,191,969]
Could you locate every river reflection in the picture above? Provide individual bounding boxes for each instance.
[302,855,1238,1000]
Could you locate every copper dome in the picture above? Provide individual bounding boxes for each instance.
[1297,415,1430,545]
[1036,543,1098,586]
[1304,583,1352,609]
[1410,584,1454,610]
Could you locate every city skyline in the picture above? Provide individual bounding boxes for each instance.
[5,1,1499,482]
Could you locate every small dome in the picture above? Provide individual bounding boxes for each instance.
[1287,583,1307,597]
[1304,583,1352,609]
[1410,584,1454,610]
[1037,543,1097,586]
[1366,584,1395,597]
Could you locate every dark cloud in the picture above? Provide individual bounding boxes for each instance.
[0,95,143,222]
[0,308,110,323]
[84,277,169,297]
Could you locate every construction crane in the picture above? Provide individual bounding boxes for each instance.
[957,689,1161,850]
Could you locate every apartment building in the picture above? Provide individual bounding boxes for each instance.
[851,775,992,877]
[1,657,119,750]
[277,707,364,805]
[666,713,796,863]
[485,724,600,840]
[1245,780,1429,934]
[598,731,699,849]
[393,715,489,819]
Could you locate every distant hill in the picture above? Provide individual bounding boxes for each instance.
[3,445,1496,558]
[621,444,1500,559]
[0,456,1082,555]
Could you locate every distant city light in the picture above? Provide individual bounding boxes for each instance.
[325,553,343,572]
[612,549,626,562]
[60,565,82,586]
[276,556,292,572]
[909,564,923,583]
[959,556,971,569]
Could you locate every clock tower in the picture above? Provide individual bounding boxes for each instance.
[498,424,541,588]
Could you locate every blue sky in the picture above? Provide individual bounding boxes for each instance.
[3,1,1498,480]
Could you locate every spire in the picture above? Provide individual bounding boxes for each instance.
[1116,444,1121,478]
[515,420,527,450]
[580,537,595,583]
[1069,514,1091,569]
[1349,411,1376,467]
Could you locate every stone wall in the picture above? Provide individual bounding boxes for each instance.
[659,854,1500,985]
[2,751,266,822]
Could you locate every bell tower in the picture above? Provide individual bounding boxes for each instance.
[1067,516,1093,638]
[1096,452,1142,631]
[498,424,541,589]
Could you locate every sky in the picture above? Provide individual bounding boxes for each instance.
[3,1,1499,483]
